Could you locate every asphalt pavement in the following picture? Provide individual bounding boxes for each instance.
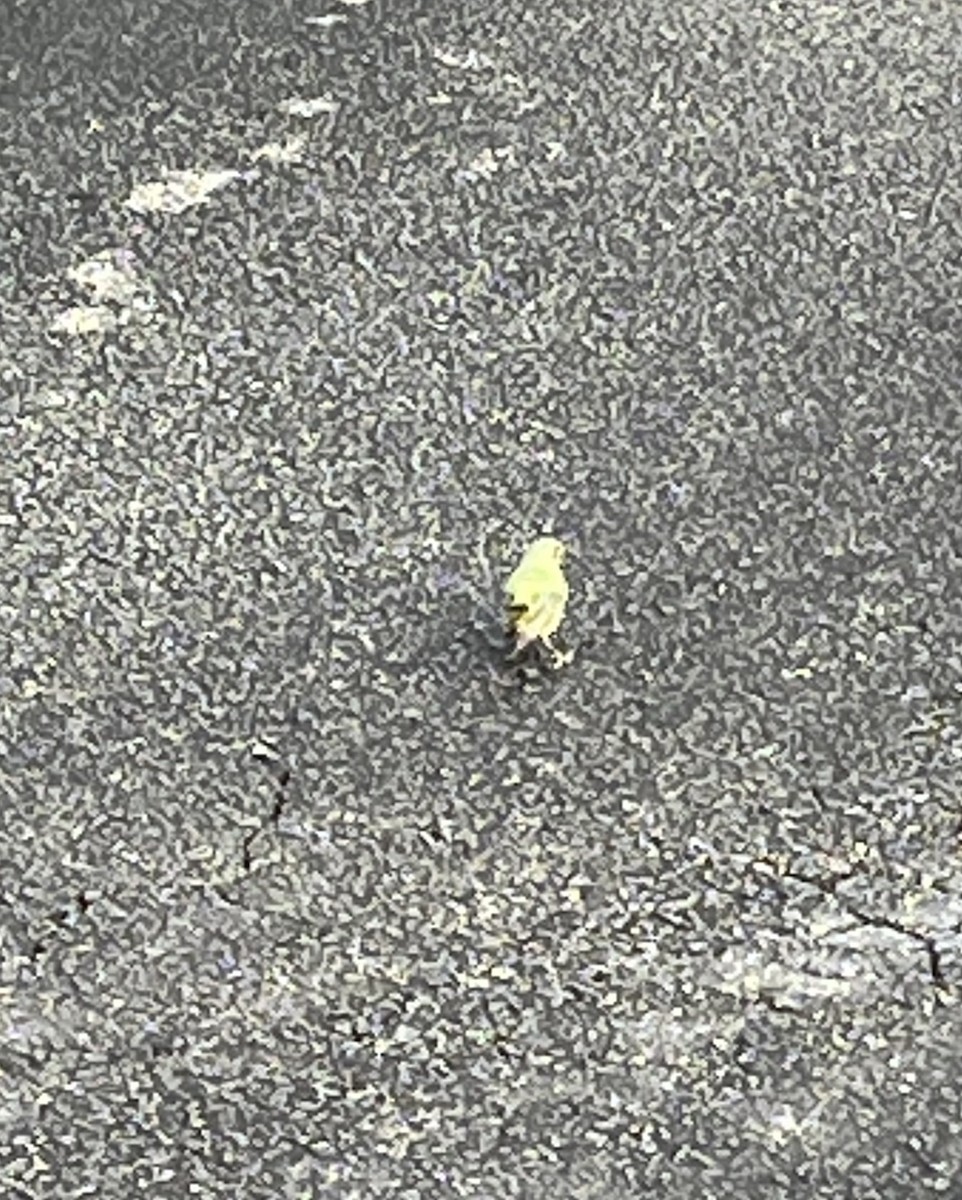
[2,0,962,1196]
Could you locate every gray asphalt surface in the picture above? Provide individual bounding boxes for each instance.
[2,0,962,1196]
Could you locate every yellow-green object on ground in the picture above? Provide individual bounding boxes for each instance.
[505,536,572,667]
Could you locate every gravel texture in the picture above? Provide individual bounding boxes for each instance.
[2,0,962,1196]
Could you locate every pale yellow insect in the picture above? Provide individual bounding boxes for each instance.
[504,536,573,667]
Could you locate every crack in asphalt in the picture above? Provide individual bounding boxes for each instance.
[241,761,293,871]
[775,864,953,991]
